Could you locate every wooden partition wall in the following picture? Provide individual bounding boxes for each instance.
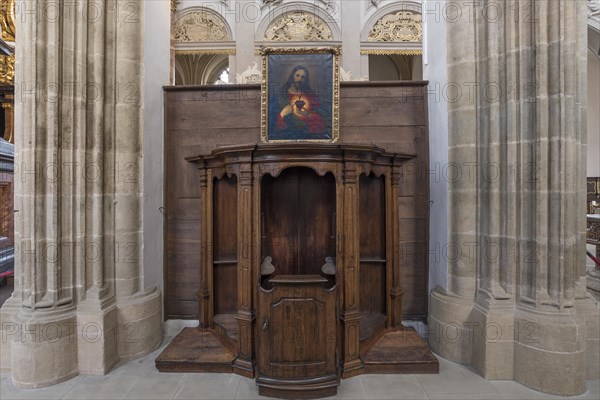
[164,82,430,320]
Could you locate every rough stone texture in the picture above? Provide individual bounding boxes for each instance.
[430,0,598,395]
[428,288,474,365]
[0,0,162,387]
[116,289,163,361]
[10,311,79,388]
[76,303,119,375]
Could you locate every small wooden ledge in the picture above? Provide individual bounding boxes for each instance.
[361,327,439,374]
[155,327,236,373]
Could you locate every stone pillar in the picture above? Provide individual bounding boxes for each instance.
[431,0,599,395]
[428,0,477,366]
[0,0,162,387]
[341,0,361,77]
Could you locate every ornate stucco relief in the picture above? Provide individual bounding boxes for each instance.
[368,11,422,42]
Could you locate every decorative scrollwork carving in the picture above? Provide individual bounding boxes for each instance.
[0,54,14,84]
[236,62,262,84]
[368,11,423,42]
[173,11,230,42]
[171,0,180,14]
[264,12,333,41]
[0,0,15,42]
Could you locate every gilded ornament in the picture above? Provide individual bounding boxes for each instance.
[360,49,422,55]
[0,54,14,84]
[173,11,230,42]
[0,0,16,42]
[264,12,333,41]
[171,0,180,14]
[368,11,423,42]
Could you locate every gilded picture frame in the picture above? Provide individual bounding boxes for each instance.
[260,47,340,143]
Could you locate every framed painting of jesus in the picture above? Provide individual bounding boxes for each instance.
[260,47,340,143]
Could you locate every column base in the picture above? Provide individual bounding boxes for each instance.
[76,297,119,375]
[0,294,21,371]
[576,297,600,380]
[513,308,586,396]
[10,308,79,388]
[427,287,474,365]
[469,302,515,380]
[116,288,163,361]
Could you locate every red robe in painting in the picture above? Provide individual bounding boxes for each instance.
[277,92,326,134]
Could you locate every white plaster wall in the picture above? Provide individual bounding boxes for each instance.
[142,0,171,290]
[422,0,448,291]
[588,48,600,178]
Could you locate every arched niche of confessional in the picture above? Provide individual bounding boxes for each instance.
[260,167,336,278]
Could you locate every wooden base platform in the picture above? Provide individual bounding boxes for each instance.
[156,326,438,376]
[361,327,439,374]
[155,327,235,373]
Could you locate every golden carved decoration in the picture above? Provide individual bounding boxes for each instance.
[368,11,422,42]
[175,49,235,55]
[264,12,333,41]
[361,49,422,55]
[171,0,180,14]
[1,0,16,42]
[1,92,14,143]
[0,54,14,84]
[173,11,230,42]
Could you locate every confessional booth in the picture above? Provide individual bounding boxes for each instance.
[156,82,438,399]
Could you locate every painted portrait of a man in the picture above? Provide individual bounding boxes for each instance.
[265,52,336,141]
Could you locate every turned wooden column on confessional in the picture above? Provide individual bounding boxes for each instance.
[198,161,213,329]
[389,158,403,327]
[233,155,256,377]
[339,159,364,377]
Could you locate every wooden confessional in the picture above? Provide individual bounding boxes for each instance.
[156,83,438,399]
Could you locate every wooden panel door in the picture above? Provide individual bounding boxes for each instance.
[257,276,338,392]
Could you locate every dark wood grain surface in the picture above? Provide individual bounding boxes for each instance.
[164,82,430,320]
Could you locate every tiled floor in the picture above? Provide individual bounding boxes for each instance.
[1,324,599,400]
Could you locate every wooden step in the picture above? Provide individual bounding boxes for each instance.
[155,327,236,373]
[361,327,439,374]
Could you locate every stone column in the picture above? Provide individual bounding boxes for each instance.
[431,0,598,395]
[341,0,361,77]
[0,0,162,387]
[428,0,478,366]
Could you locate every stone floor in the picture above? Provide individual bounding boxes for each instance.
[1,321,599,400]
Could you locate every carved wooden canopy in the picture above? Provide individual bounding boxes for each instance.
[186,143,416,180]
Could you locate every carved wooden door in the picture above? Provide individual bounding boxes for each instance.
[257,276,337,390]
